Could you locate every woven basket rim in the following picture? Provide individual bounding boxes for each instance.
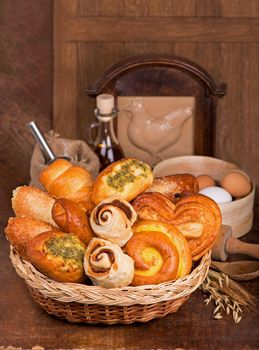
[10,246,211,306]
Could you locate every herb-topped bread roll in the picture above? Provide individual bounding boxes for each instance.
[91,158,153,204]
[26,231,86,283]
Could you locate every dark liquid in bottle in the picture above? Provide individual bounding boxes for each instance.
[94,142,124,171]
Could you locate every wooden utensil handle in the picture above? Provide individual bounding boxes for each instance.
[226,237,259,259]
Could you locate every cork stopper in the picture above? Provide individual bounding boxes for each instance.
[96,94,115,114]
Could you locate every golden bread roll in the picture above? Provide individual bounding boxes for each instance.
[126,221,192,286]
[84,237,134,288]
[147,174,199,202]
[91,158,153,204]
[52,198,95,245]
[39,158,93,202]
[90,196,137,246]
[4,217,57,258]
[133,192,221,261]
[12,185,56,226]
[26,231,86,283]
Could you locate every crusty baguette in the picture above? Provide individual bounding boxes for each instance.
[39,158,93,202]
[12,185,56,226]
[91,158,154,204]
[4,217,57,258]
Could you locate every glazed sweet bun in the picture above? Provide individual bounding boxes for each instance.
[39,158,93,202]
[147,174,199,202]
[126,220,192,286]
[26,231,86,283]
[91,158,153,204]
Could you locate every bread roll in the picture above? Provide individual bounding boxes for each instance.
[12,185,56,226]
[147,174,199,202]
[39,158,93,202]
[26,231,86,283]
[4,217,57,258]
[52,198,95,245]
[91,158,153,204]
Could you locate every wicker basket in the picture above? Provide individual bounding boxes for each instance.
[10,247,211,325]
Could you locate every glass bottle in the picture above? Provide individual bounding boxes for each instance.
[88,94,124,171]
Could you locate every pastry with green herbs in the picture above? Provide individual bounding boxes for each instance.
[91,158,153,204]
[26,231,86,283]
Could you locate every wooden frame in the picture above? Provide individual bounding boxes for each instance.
[86,54,227,156]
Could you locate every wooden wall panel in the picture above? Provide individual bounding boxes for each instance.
[216,43,259,187]
[54,0,259,203]
[0,0,53,225]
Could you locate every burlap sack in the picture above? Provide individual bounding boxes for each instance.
[30,131,100,189]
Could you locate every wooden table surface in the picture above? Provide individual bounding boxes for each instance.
[1,207,258,350]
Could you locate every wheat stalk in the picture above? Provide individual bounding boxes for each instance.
[200,269,257,323]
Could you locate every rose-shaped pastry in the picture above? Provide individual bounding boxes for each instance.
[90,197,137,246]
[84,238,134,288]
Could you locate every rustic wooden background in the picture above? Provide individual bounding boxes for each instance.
[0,0,258,227]
[54,0,259,203]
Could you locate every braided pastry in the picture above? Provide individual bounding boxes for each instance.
[84,238,134,288]
[90,197,137,246]
[40,158,93,202]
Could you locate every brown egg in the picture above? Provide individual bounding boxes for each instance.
[220,170,251,198]
[196,174,216,190]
